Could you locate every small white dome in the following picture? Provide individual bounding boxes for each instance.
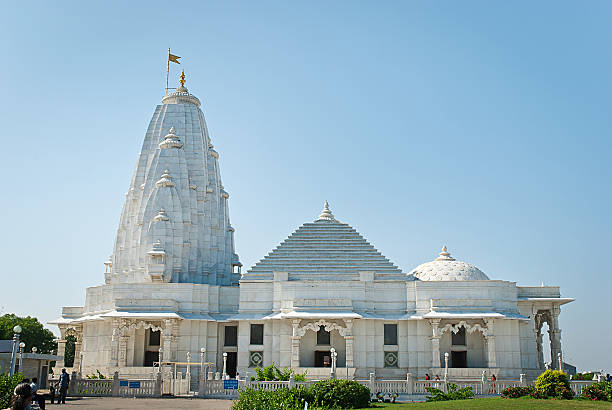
[409,245,489,281]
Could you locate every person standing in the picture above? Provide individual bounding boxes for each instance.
[58,369,70,404]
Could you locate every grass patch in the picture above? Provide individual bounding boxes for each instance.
[373,397,612,408]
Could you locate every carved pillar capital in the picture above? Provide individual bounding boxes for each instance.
[343,319,353,335]
[428,319,441,338]
[291,320,300,337]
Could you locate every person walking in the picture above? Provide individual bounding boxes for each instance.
[488,374,497,394]
[58,369,70,404]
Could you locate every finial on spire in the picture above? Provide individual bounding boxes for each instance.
[169,127,175,134]
[179,70,186,87]
[315,200,337,222]
[435,244,455,261]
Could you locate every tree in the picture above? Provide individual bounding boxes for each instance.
[63,335,76,367]
[0,314,57,354]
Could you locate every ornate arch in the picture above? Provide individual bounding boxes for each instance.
[295,319,348,338]
[118,320,164,337]
[62,325,83,341]
[436,321,488,337]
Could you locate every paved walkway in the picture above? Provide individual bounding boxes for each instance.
[44,397,234,409]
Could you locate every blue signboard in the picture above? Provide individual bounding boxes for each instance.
[128,381,141,389]
[119,381,128,387]
[224,379,239,390]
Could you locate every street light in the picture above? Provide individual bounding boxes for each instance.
[18,342,25,373]
[330,347,338,379]
[200,348,207,377]
[9,325,22,376]
[444,352,449,381]
[158,347,163,374]
[222,352,228,380]
[186,352,192,381]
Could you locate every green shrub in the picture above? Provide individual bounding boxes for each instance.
[252,363,307,382]
[501,386,535,398]
[582,381,612,401]
[0,373,23,409]
[232,379,370,410]
[86,369,107,379]
[425,383,474,401]
[232,386,312,410]
[309,379,370,409]
[572,372,594,381]
[535,370,573,399]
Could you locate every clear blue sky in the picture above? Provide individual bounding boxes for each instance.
[1,1,610,372]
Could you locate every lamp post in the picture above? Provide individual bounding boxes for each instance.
[158,347,163,374]
[18,342,25,374]
[186,352,191,382]
[200,348,206,379]
[444,352,449,381]
[9,325,22,376]
[32,347,39,381]
[222,352,228,380]
[330,347,337,379]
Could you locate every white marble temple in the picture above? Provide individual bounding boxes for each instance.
[51,80,573,381]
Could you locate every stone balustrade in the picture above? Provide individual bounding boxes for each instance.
[51,370,600,400]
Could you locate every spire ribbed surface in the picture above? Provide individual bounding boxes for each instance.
[244,215,404,281]
[110,85,239,285]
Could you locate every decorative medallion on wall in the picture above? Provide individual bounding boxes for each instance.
[249,351,264,368]
[384,351,398,368]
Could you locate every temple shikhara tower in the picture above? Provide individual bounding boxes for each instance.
[53,72,573,382]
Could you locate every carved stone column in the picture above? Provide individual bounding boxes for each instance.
[56,326,67,369]
[550,306,562,370]
[290,320,300,368]
[163,319,177,363]
[429,319,441,368]
[484,319,496,368]
[344,319,354,368]
[73,340,83,371]
[118,335,128,367]
[110,324,119,367]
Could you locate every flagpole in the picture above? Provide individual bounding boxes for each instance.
[166,48,171,95]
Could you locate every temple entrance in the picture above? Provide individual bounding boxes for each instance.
[451,351,467,368]
[314,351,331,367]
[144,351,158,367]
[226,352,237,378]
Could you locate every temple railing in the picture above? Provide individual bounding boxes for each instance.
[58,370,601,399]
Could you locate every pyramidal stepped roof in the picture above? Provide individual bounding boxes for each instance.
[243,202,404,281]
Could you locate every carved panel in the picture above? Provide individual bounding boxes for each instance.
[436,321,488,337]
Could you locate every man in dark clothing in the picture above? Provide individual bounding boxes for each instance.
[58,368,70,404]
